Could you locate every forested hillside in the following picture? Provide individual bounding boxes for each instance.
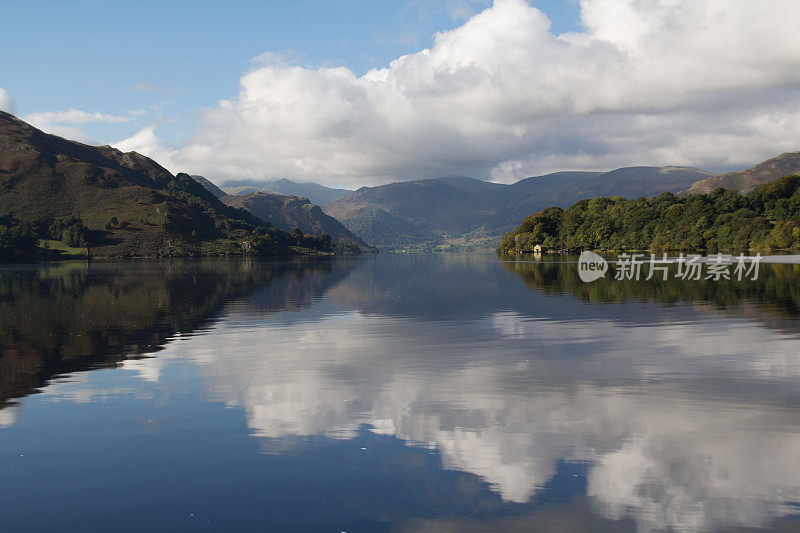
[498,175,800,253]
[0,112,337,258]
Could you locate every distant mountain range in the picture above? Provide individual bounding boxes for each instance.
[323,167,713,250]
[686,151,800,194]
[200,152,800,252]
[221,178,352,205]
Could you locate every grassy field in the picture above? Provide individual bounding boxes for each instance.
[40,239,88,257]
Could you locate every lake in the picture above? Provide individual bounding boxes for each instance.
[1,254,799,532]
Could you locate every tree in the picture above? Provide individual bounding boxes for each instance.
[498,174,800,253]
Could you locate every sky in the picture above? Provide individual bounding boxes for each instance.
[2,0,800,188]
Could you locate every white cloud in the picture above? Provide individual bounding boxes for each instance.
[117,0,800,186]
[0,405,19,427]
[5,268,800,531]
[128,308,800,531]
[0,88,16,114]
[25,109,131,143]
[26,109,130,126]
[114,123,176,160]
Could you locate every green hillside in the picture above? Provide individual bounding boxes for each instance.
[498,175,800,253]
[0,112,335,258]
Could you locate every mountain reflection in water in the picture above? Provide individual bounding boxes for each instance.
[0,255,798,532]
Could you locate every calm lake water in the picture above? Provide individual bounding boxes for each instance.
[1,254,799,532]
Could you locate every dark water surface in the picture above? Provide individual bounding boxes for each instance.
[1,255,799,532]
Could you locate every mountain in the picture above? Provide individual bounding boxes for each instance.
[190,175,226,198]
[326,179,496,238]
[328,206,434,250]
[0,111,335,257]
[323,167,711,250]
[222,178,352,205]
[686,151,800,194]
[494,166,712,230]
[432,176,507,194]
[222,185,261,196]
[221,192,375,252]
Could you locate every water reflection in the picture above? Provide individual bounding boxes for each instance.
[0,258,353,406]
[143,312,799,531]
[1,255,799,532]
[500,255,800,330]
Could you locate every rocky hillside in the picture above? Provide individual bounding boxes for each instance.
[221,192,375,252]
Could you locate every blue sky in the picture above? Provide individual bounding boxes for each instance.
[1,0,580,146]
[2,0,798,187]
